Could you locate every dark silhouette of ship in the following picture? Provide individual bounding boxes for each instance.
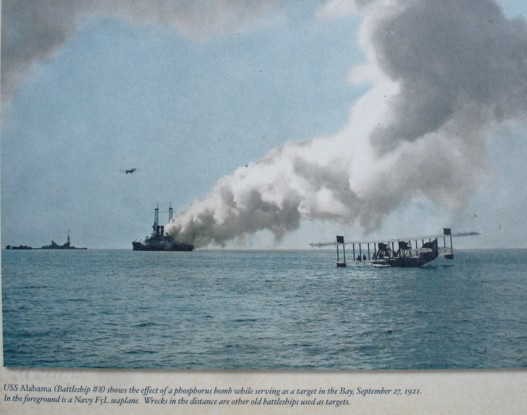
[40,229,87,250]
[5,244,33,250]
[132,204,194,251]
[6,230,87,250]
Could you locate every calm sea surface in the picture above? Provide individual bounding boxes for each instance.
[2,249,526,369]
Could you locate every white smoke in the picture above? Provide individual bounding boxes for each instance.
[166,0,527,246]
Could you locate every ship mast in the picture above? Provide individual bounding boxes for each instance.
[153,203,159,234]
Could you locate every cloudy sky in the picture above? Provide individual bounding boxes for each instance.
[2,0,527,249]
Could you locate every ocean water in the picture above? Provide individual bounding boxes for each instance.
[2,249,527,369]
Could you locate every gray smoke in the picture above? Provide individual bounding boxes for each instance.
[370,0,527,151]
[1,0,280,101]
[166,0,527,246]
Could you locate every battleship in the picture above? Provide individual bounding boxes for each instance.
[40,229,87,249]
[6,230,87,250]
[132,204,194,251]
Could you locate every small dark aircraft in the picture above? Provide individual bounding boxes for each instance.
[120,168,138,175]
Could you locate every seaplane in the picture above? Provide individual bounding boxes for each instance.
[309,229,480,268]
[120,167,139,175]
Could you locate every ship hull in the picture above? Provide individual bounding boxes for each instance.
[40,247,87,250]
[132,241,194,251]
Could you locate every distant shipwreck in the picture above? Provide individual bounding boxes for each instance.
[40,229,87,250]
[132,204,194,251]
[6,229,87,250]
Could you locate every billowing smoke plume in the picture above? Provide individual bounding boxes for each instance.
[166,0,527,246]
[1,0,279,101]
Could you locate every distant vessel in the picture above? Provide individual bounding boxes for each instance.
[40,229,87,250]
[5,245,32,250]
[132,204,194,251]
[6,230,87,250]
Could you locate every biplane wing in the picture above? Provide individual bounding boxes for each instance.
[309,230,480,247]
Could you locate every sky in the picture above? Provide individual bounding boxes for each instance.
[2,0,527,249]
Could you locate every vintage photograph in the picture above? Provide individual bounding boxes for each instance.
[2,0,527,370]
